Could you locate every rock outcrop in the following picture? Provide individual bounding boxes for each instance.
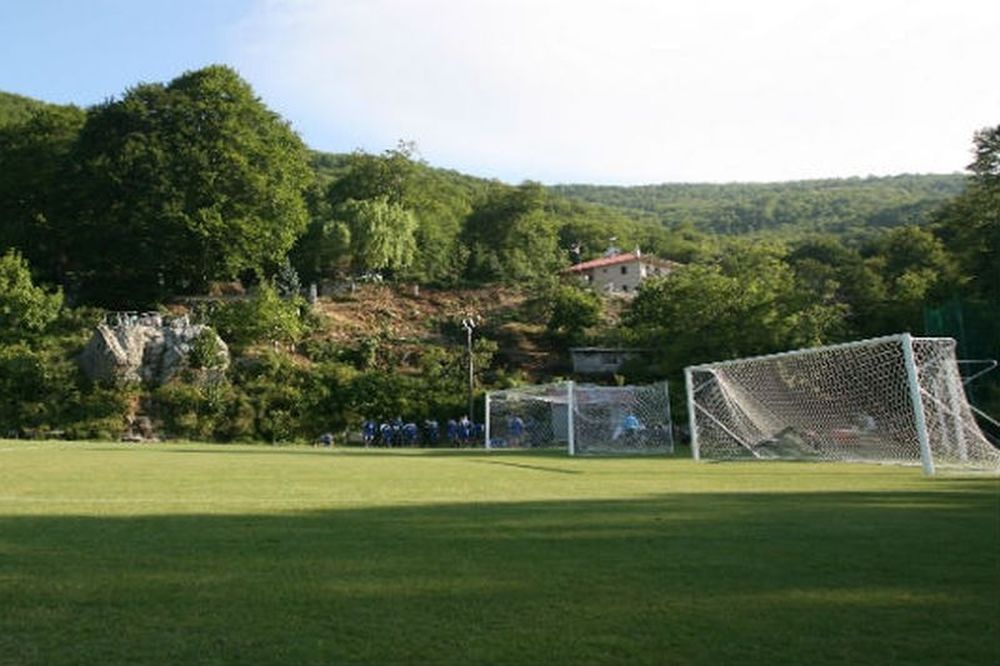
[79,313,229,385]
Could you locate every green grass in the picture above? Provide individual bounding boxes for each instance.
[0,441,997,666]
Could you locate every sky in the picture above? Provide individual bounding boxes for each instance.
[1,0,997,185]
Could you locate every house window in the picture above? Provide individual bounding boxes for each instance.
[621,266,628,275]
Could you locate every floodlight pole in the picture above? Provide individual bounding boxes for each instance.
[462,317,476,424]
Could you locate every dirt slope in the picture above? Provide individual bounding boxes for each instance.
[312,284,567,377]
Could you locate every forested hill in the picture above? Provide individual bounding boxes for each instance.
[4,85,966,246]
[551,175,966,237]
[0,91,72,127]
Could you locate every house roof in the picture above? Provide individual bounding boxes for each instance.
[564,252,681,273]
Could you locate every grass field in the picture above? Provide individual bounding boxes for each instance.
[0,441,997,666]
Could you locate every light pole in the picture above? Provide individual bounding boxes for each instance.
[461,317,476,420]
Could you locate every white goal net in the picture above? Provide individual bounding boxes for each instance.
[486,381,673,456]
[685,334,1000,474]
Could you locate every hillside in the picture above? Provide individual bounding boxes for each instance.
[552,174,966,237]
[0,91,71,127]
[314,283,525,343]
[310,283,568,377]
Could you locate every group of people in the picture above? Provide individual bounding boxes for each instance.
[361,416,485,448]
[318,410,652,449]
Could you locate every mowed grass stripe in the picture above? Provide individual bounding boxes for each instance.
[0,441,997,666]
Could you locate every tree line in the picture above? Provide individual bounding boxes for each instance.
[552,174,966,238]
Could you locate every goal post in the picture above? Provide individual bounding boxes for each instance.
[685,334,1000,474]
[486,381,673,456]
[485,382,572,451]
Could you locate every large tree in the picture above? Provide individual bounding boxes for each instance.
[936,125,1000,305]
[312,142,472,285]
[0,104,86,283]
[461,182,561,284]
[623,244,847,376]
[338,196,418,275]
[69,65,313,306]
[932,126,1000,412]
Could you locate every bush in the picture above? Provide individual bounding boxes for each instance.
[64,386,136,440]
[208,282,306,349]
[0,249,63,339]
[545,284,602,343]
[187,327,226,370]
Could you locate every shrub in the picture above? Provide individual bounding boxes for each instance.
[208,282,305,349]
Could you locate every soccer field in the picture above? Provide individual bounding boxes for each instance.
[0,442,997,666]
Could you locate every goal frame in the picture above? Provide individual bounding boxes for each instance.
[485,380,674,456]
[684,333,998,475]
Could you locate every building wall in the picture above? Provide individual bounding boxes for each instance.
[579,259,670,294]
[571,349,643,374]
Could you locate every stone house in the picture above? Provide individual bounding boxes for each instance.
[564,248,681,295]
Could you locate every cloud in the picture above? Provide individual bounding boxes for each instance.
[229,0,1000,184]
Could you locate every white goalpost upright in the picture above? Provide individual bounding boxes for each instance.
[685,333,1000,475]
[486,381,673,456]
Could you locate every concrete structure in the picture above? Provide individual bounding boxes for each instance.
[570,347,648,375]
[563,248,681,294]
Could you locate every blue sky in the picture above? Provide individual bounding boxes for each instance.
[2,0,997,185]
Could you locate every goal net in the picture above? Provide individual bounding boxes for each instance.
[684,334,1000,474]
[486,381,673,456]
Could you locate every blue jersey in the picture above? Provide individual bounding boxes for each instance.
[402,423,418,445]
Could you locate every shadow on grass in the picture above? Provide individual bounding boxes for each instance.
[0,486,997,666]
[468,459,582,474]
[93,445,578,458]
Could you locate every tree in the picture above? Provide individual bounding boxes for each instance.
[623,244,847,376]
[968,125,1000,188]
[936,125,1000,305]
[290,183,352,283]
[338,197,418,275]
[931,126,1000,414]
[0,250,63,339]
[69,65,313,306]
[327,142,418,206]
[461,182,561,283]
[545,284,602,343]
[788,236,887,339]
[0,104,86,282]
[869,226,961,333]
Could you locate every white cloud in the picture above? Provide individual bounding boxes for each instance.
[229,0,1000,184]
